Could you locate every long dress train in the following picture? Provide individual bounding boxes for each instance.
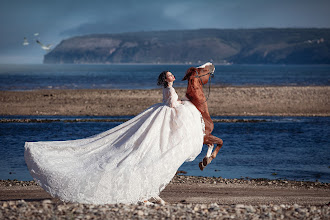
[24,86,205,204]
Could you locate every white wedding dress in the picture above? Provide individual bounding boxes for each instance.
[25,87,205,204]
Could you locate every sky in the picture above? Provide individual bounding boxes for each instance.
[1,0,330,64]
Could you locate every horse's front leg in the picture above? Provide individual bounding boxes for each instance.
[199,135,223,171]
[206,144,214,158]
[199,144,213,171]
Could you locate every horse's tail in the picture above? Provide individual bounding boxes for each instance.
[182,67,197,81]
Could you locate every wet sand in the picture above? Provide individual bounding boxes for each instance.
[0,86,329,116]
[1,176,328,205]
[0,177,329,219]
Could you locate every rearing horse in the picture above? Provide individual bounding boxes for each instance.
[182,63,223,170]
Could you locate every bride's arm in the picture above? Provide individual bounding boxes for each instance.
[168,88,181,108]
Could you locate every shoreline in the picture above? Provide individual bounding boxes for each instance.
[1,175,329,189]
[0,176,329,219]
[0,86,329,117]
[1,175,329,205]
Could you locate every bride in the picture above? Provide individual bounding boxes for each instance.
[24,70,205,205]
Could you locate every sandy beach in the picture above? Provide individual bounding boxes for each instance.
[0,86,329,116]
[0,176,329,219]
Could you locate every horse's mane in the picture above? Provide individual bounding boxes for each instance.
[182,67,197,81]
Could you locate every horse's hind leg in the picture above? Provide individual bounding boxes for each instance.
[199,135,223,171]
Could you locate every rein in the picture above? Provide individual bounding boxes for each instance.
[194,70,213,104]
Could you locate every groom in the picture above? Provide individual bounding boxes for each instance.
[182,63,223,170]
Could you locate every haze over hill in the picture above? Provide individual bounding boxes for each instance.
[44,28,330,64]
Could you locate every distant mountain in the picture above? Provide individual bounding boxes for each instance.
[44,28,330,64]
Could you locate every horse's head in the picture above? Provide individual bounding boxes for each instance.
[182,62,215,85]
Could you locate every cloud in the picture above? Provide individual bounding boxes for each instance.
[60,1,187,36]
[1,0,330,63]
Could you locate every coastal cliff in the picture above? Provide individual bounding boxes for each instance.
[44,28,330,64]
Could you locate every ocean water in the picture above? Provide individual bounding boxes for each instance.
[0,64,329,90]
[0,64,329,182]
[0,116,329,183]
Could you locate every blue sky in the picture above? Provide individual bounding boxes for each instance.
[1,0,329,64]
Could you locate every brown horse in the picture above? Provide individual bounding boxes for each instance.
[182,63,223,170]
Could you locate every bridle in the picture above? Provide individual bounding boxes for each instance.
[195,70,214,85]
[194,68,215,103]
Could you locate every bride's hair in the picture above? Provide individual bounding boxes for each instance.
[157,70,169,88]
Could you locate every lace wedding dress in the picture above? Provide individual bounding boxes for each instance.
[25,86,205,204]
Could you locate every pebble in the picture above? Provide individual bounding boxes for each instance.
[2,175,329,189]
[0,176,329,219]
[0,200,326,219]
[170,175,329,189]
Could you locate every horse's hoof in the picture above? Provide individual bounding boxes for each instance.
[156,199,166,205]
[199,157,213,171]
[154,196,166,205]
[203,157,212,166]
[199,161,205,171]
[142,200,154,206]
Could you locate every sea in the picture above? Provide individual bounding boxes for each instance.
[0,64,329,182]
